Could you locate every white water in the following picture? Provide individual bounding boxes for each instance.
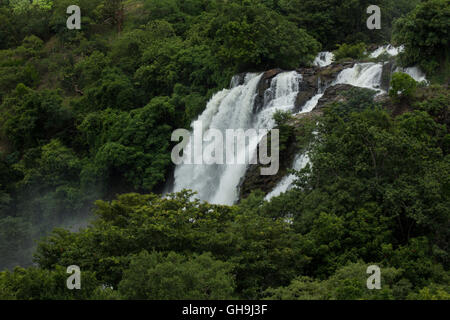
[265,45,416,201]
[334,62,383,91]
[395,66,428,83]
[267,60,385,199]
[255,71,302,129]
[370,44,403,58]
[266,59,387,200]
[296,93,324,114]
[173,45,401,204]
[265,153,310,201]
[313,52,334,67]
[173,71,303,205]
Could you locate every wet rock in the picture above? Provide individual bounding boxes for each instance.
[238,131,299,201]
[254,68,284,112]
[380,60,396,92]
[315,84,356,110]
[317,61,355,86]
[291,84,357,123]
[230,72,247,88]
[294,68,319,112]
[293,62,356,112]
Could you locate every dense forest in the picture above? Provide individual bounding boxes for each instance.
[0,0,449,299]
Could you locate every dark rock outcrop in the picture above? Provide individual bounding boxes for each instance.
[239,83,361,201]
[380,60,396,92]
[238,130,300,201]
[315,84,356,110]
[253,68,284,112]
[230,72,247,88]
[293,62,356,113]
[294,67,318,112]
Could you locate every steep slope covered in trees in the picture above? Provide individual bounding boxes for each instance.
[0,0,448,300]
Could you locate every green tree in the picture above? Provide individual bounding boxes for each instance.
[119,251,235,299]
[393,0,450,75]
[389,72,417,103]
[333,43,367,61]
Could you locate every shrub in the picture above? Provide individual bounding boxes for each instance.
[333,43,366,61]
[389,72,417,103]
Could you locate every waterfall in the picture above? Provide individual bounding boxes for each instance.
[333,62,383,91]
[395,66,428,83]
[313,52,334,67]
[173,71,303,205]
[255,71,302,129]
[267,61,385,199]
[370,44,403,58]
[265,153,310,201]
[173,46,406,204]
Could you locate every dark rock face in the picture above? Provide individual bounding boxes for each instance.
[294,67,318,112]
[239,83,361,201]
[380,60,396,92]
[291,84,359,124]
[293,62,356,113]
[253,68,284,113]
[230,73,247,88]
[238,131,299,201]
[315,84,356,110]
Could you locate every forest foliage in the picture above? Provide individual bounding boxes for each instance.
[0,0,448,299]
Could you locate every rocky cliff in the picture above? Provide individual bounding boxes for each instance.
[239,80,362,200]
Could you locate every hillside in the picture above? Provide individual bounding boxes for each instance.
[0,0,449,300]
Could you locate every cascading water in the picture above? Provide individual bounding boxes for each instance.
[313,52,334,67]
[266,50,389,199]
[334,62,384,91]
[395,66,428,83]
[266,50,392,199]
[369,45,428,84]
[296,93,324,115]
[172,71,303,205]
[370,44,403,58]
[255,71,302,129]
[265,153,310,201]
[264,46,425,200]
[173,48,413,203]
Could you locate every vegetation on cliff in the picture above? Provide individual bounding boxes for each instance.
[0,0,448,300]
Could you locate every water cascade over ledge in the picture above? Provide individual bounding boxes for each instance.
[173,71,303,205]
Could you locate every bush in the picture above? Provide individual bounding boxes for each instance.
[333,43,366,61]
[118,251,236,300]
[393,0,450,76]
[389,72,417,103]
